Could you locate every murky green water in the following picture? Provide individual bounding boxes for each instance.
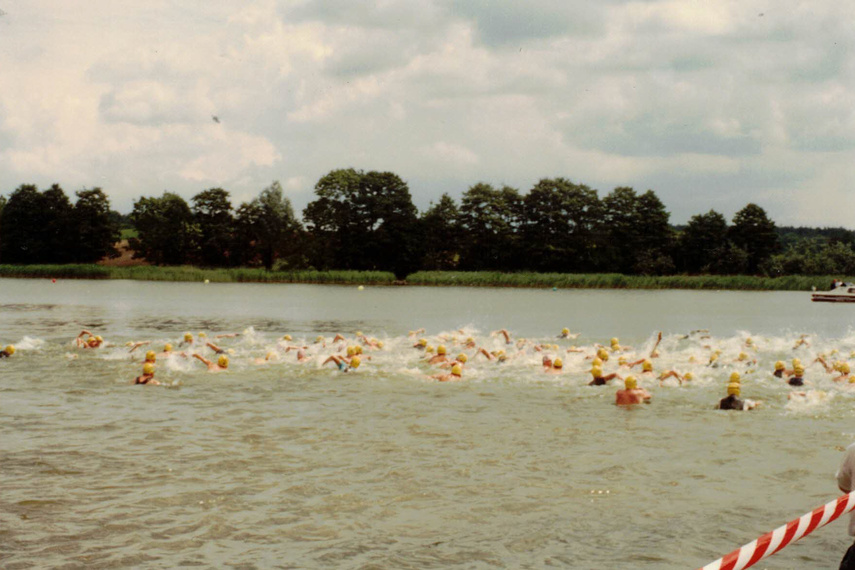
[2,278,855,568]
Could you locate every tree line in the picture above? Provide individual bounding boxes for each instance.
[1,169,854,279]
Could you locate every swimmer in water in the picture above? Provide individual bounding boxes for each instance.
[192,353,229,372]
[588,365,620,386]
[76,330,104,348]
[431,363,463,382]
[558,327,580,339]
[205,341,228,355]
[787,364,805,387]
[773,360,785,378]
[428,345,449,366]
[657,369,688,386]
[323,354,360,373]
[179,332,195,347]
[615,376,651,405]
[0,344,15,358]
[491,329,512,345]
[832,362,853,383]
[134,362,160,385]
[413,338,428,350]
[545,358,565,374]
[439,353,468,369]
[718,381,755,410]
[735,351,757,366]
[793,335,810,349]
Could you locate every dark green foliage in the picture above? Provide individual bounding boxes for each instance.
[522,178,603,272]
[72,188,120,262]
[458,183,523,271]
[304,169,422,279]
[192,188,234,267]
[2,173,854,282]
[729,203,780,273]
[129,192,198,265]
[677,210,729,273]
[420,194,462,270]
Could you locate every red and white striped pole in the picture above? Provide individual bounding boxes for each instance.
[698,491,855,570]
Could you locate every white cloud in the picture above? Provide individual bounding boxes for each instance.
[0,0,853,227]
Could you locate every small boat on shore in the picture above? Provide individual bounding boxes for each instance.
[812,282,855,302]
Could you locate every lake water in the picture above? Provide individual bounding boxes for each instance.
[3,278,855,569]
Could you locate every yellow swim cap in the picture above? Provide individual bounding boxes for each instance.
[355,330,363,337]
[591,366,603,378]
[738,352,748,361]
[727,382,740,396]
[457,353,468,363]
[466,337,475,344]
[217,355,229,368]
[199,332,207,338]
[95,335,103,342]
[730,371,741,383]
[592,357,603,367]
[618,356,627,365]
[451,364,462,376]
[355,345,363,355]
[143,362,155,375]
[792,358,801,367]
[642,360,653,372]
[145,350,156,363]
[377,341,384,349]
[350,356,361,369]
[561,327,569,335]
[794,365,805,375]
[426,345,435,353]
[184,333,193,342]
[625,375,637,389]
[553,358,563,369]
[346,346,356,357]
[164,343,173,352]
[774,360,785,371]
[597,348,609,361]
[683,372,694,381]
[437,345,447,355]
[266,351,276,360]
[5,345,15,355]
[611,337,619,346]
[87,337,98,346]
[842,362,851,374]
[283,334,292,341]
[417,338,427,347]
[316,335,325,343]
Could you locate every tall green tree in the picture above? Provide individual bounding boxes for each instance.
[303,168,363,268]
[129,192,197,265]
[303,169,422,278]
[602,186,639,273]
[521,178,602,272]
[633,190,674,274]
[232,182,302,270]
[0,184,49,264]
[254,181,302,270]
[192,188,234,267]
[40,184,75,263]
[420,193,462,270]
[72,188,119,262]
[677,210,729,273]
[729,203,780,273]
[458,183,523,271]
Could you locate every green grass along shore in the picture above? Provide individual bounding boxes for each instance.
[0,264,842,291]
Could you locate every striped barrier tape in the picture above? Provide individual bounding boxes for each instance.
[698,491,855,570]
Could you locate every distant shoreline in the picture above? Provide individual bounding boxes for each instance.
[0,264,842,291]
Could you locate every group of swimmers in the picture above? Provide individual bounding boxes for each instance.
[45,326,849,410]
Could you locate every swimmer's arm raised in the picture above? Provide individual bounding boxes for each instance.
[192,353,212,366]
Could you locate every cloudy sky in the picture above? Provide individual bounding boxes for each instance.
[0,1,853,225]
